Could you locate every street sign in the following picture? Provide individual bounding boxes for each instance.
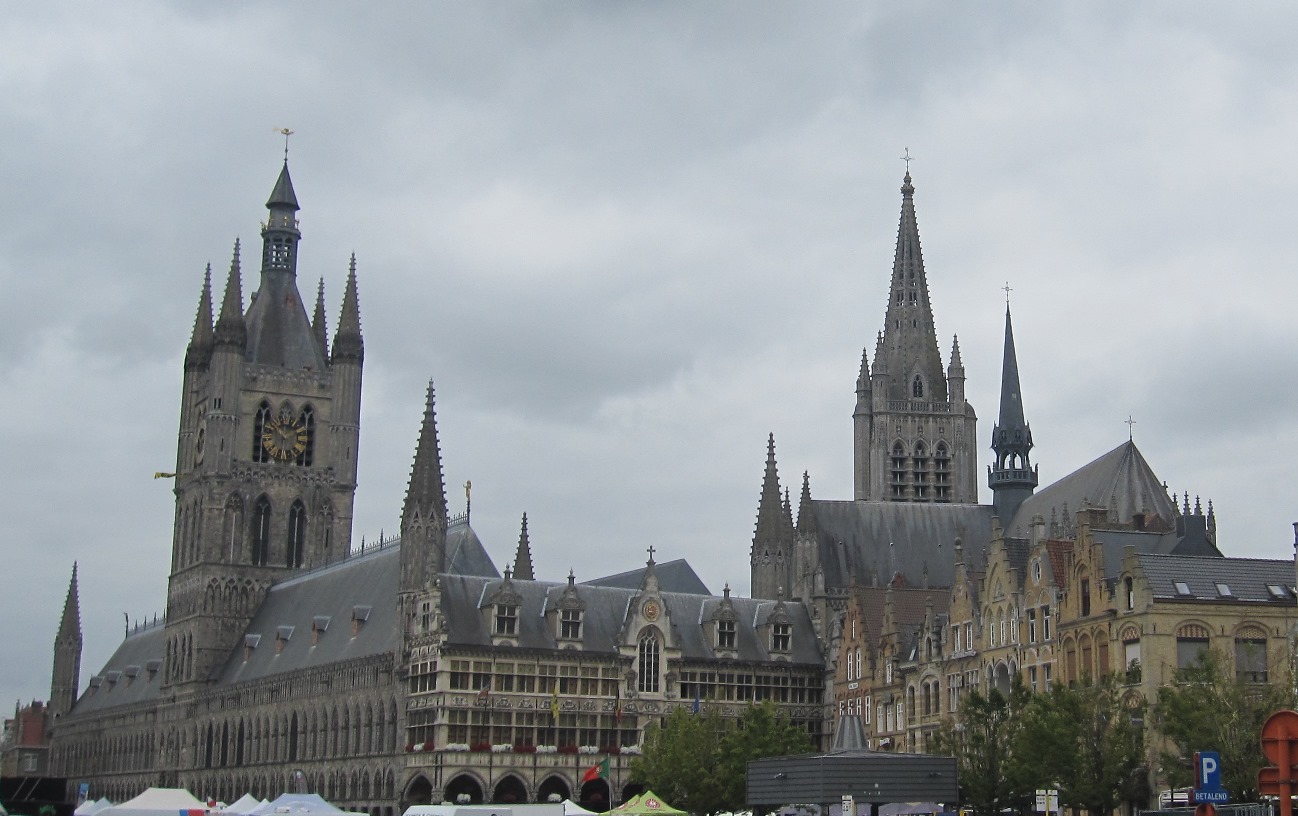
[1193,751,1228,803]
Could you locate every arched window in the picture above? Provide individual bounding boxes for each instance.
[912,375,924,398]
[287,501,307,568]
[223,494,244,564]
[890,442,907,500]
[637,633,660,693]
[252,401,272,463]
[933,442,951,501]
[295,406,315,467]
[251,496,271,566]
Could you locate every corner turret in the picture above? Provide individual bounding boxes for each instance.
[988,301,1038,524]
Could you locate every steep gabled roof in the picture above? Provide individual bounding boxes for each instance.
[1007,440,1176,536]
[583,559,711,595]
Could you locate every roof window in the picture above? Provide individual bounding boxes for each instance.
[1174,582,1192,596]
[1268,585,1289,599]
[1216,583,1233,598]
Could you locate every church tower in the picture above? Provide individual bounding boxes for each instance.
[162,160,365,691]
[988,301,1037,525]
[750,434,795,600]
[853,173,977,503]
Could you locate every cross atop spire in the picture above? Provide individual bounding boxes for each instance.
[900,147,914,173]
[1125,415,1137,441]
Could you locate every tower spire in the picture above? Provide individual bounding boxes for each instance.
[332,254,364,363]
[50,562,83,719]
[213,240,246,349]
[988,299,1037,526]
[750,433,793,599]
[875,171,946,403]
[513,513,535,581]
[400,381,449,591]
[312,277,329,358]
[185,265,214,369]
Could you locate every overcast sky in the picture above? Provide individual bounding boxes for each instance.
[3,3,1297,710]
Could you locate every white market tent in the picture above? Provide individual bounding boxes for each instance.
[75,799,114,816]
[217,795,265,816]
[562,802,598,816]
[98,788,208,816]
[252,794,366,816]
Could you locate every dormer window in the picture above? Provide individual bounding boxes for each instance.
[772,622,791,653]
[560,608,582,639]
[717,619,736,650]
[495,604,519,636]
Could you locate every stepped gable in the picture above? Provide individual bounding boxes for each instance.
[435,575,820,664]
[805,501,994,591]
[1134,553,1296,603]
[220,545,400,684]
[583,558,712,595]
[68,626,166,715]
[1006,440,1176,536]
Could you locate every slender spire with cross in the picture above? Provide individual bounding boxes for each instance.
[1125,415,1136,441]
[646,545,656,563]
[1002,281,1013,307]
[900,147,914,173]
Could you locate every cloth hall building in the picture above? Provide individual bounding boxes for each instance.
[43,161,1297,811]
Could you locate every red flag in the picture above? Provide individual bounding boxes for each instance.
[581,757,610,784]
[477,686,490,703]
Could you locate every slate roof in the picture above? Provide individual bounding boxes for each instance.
[807,500,994,590]
[244,274,326,371]
[69,624,165,715]
[438,574,822,665]
[1134,553,1298,604]
[1006,441,1177,536]
[583,558,711,595]
[1092,528,1221,586]
[445,520,501,578]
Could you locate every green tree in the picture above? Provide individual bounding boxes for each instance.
[631,702,811,816]
[1154,650,1298,802]
[1019,674,1147,816]
[930,682,1033,816]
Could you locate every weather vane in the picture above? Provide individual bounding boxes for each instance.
[900,147,914,173]
[275,127,295,161]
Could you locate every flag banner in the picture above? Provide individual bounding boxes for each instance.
[550,683,560,719]
[476,686,490,703]
[581,756,611,784]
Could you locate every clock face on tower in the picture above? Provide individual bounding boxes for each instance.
[262,411,308,461]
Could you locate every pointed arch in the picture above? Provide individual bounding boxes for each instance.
[637,628,661,693]
[287,500,307,568]
[252,400,272,463]
[251,495,271,566]
[295,404,316,466]
[223,494,245,563]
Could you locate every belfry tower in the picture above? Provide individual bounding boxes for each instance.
[853,173,977,503]
[162,160,364,691]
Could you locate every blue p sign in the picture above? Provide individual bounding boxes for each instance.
[1196,751,1223,791]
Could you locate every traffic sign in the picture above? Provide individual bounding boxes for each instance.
[1261,710,1298,765]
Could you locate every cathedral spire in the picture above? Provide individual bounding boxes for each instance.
[312,277,329,358]
[400,381,449,590]
[213,240,246,349]
[796,470,816,536]
[750,433,793,599]
[875,172,947,404]
[513,513,535,581]
[185,265,214,369]
[50,562,83,719]
[989,301,1037,526]
[332,255,364,363]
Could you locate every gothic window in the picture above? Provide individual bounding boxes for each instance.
[287,501,307,569]
[251,496,271,566]
[933,442,950,501]
[912,441,929,499]
[494,604,518,636]
[295,406,316,467]
[252,401,272,463]
[1080,577,1091,616]
[1028,609,1037,643]
[717,619,736,650]
[637,633,661,693]
[890,442,907,500]
[912,376,924,398]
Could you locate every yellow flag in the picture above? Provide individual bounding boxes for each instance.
[550,682,560,719]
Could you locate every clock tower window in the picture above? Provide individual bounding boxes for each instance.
[294,406,316,467]
[287,500,307,568]
[251,496,271,566]
[252,401,273,463]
